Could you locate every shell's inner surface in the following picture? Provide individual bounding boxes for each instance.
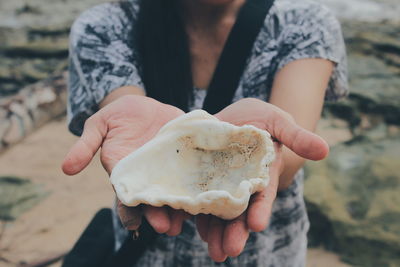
[110,110,275,219]
[178,132,266,197]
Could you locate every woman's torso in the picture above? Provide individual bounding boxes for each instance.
[68,0,348,265]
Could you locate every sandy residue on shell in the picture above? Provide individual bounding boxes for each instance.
[178,129,266,192]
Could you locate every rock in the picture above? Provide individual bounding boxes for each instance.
[346,53,400,125]
[305,137,400,267]
[0,0,109,97]
[0,72,67,153]
[3,38,69,58]
[0,176,48,221]
[0,57,67,88]
[321,18,400,136]
[0,0,109,29]
[313,0,400,23]
[323,28,400,129]
[324,99,361,129]
[316,116,353,146]
[343,21,400,68]
[296,6,400,266]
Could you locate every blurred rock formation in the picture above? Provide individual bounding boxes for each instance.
[0,0,108,96]
[306,1,400,265]
[0,72,67,152]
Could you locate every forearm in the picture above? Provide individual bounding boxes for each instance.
[277,149,305,190]
[269,58,334,191]
[99,85,145,108]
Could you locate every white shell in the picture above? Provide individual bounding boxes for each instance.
[110,110,275,220]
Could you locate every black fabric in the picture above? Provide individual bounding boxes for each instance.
[203,0,274,114]
[62,209,158,267]
[104,219,157,267]
[62,208,115,267]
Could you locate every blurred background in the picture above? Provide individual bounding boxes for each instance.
[0,0,399,266]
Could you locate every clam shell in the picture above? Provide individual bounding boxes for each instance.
[110,110,275,219]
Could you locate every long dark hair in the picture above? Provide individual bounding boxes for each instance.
[120,0,193,112]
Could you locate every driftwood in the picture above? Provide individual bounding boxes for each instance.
[0,72,67,153]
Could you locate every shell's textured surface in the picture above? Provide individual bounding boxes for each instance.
[110,110,275,219]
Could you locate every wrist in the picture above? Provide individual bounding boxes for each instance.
[277,147,306,191]
[99,85,145,108]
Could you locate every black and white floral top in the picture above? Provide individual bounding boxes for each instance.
[67,0,348,266]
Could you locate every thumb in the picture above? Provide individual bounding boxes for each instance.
[265,109,329,161]
[62,113,107,175]
[215,99,328,161]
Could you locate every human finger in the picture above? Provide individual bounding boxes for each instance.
[166,209,188,236]
[215,99,328,161]
[117,201,143,230]
[246,189,274,232]
[143,206,171,234]
[207,217,227,262]
[62,113,107,175]
[266,108,328,161]
[196,214,211,242]
[222,212,249,257]
[247,143,281,232]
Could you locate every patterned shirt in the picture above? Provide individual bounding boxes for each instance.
[67,0,348,266]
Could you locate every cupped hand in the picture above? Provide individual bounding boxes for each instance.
[196,98,329,262]
[62,95,190,235]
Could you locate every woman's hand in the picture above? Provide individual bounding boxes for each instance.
[195,98,329,262]
[62,95,190,235]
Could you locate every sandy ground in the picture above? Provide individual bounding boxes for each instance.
[0,118,352,267]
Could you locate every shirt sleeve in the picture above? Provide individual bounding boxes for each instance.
[67,2,144,136]
[275,1,349,102]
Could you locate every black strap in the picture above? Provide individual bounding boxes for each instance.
[62,209,115,267]
[202,0,274,114]
[104,219,157,267]
[62,209,158,267]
